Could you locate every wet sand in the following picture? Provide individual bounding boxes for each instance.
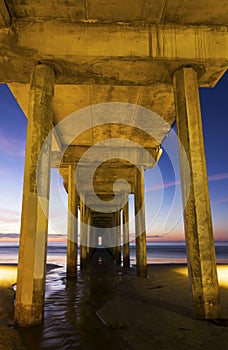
[0,264,61,350]
[98,264,228,350]
[0,262,228,350]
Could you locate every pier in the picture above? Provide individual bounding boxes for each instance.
[0,0,227,325]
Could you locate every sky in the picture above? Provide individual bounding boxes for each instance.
[0,71,227,242]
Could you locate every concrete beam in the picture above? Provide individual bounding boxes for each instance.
[84,192,127,212]
[4,0,228,26]
[0,22,227,86]
[0,0,10,28]
[51,145,160,168]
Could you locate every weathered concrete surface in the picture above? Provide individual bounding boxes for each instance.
[8,84,175,145]
[52,145,161,164]
[14,64,55,325]
[134,168,147,277]
[0,0,10,27]
[67,165,78,278]
[1,1,228,87]
[174,67,221,319]
[1,22,227,86]
[4,0,228,25]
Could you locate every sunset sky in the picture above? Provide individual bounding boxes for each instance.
[0,71,227,242]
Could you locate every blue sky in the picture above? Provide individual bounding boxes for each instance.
[0,71,227,241]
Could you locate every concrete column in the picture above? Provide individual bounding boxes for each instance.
[86,207,91,256]
[67,165,78,278]
[173,67,221,319]
[111,212,118,258]
[134,168,147,277]
[116,210,121,266]
[123,199,130,268]
[80,194,87,268]
[14,64,55,325]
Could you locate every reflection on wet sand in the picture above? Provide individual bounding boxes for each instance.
[19,249,130,350]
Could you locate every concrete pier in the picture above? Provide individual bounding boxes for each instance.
[14,64,55,325]
[173,67,221,319]
[0,0,226,326]
[135,168,147,277]
[67,164,78,278]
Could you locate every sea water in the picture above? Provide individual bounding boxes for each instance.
[0,241,228,265]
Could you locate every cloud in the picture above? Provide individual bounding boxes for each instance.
[146,173,228,192]
[0,209,20,224]
[208,173,228,182]
[212,197,228,206]
[147,234,164,238]
[0,132,25,157]
[0,233,19,239]
[0,208,20,216]
[146,180,181,192]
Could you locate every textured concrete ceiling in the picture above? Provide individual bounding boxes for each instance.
[1,0,227,202]
[5,0,228,26]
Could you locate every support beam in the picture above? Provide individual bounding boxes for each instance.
[173,66,221,319]
[123,199,130,268]
[80,194,87,268]
[1,22,227,86]
[67,165,78,278]
[14,64,55,325]
[134,168,147,277]
[51,145,159,168]
[0,0,10,28]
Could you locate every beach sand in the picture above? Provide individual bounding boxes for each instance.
[0,264,227,349]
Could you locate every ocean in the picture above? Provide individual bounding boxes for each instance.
[0,241,228,265]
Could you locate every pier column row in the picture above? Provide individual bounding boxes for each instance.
[134,168,147,277]
[173,67,221,319]
[67,165,78,278]
[15,64,55,325]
